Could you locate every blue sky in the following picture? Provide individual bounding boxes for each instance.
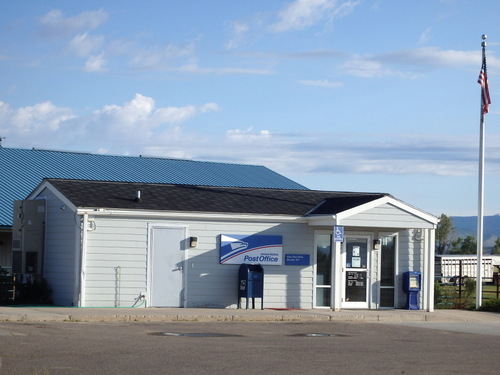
[1,0,499,217]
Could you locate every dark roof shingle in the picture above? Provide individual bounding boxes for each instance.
[46,179,389,216]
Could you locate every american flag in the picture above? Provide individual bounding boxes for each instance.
[478,54,491,115]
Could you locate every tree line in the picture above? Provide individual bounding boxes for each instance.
[436,214,500,255]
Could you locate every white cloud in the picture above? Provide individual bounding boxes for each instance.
[200,103,220,112]
[193,131,496,179]
[298,79,343,87]
[339,46,496,78]
[0,101,76,144]
[68,33,104,57]
[126,40,273,75]
[0,95,219,152]
[84,53,107,72]
[3,96,499,179]
[226,21,250,49]
[88,94,218,138]
[129,42,196,69]
[271,0,359,32]
[226,128,273,143]
[340,57,399,78]
[179,63,274,75]
[38,9,108,37]
[418,27,432,45]
[94,94,156,125]
[36,9,109,72]
[382,47,481,67]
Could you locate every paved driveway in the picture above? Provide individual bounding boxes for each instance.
[0,320,499,374]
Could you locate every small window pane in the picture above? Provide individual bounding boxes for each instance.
[26,252,38,274]
[380,288,395,307]
[381,236,395,287]
[346,238,368,269]
[316,287,331,307]
[345,271,367,302]
[316,235,331,286]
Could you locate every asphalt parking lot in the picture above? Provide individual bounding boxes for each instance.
[1,320,499,374]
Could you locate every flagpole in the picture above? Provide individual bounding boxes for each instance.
[476,35,488,309]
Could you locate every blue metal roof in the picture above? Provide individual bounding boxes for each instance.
[0,147,308,227]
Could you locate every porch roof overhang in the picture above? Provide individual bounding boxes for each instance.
[306,196,438,229]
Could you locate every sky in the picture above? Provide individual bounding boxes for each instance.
[1,0,500,218]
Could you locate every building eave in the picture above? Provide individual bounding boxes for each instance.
[75,207,307,223]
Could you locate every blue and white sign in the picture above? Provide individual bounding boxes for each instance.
[220,234,283,265]
[285,254,310,266]
[333,225,344,242]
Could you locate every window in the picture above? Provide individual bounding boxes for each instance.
[380,235,396,307]
[315,233,332,307]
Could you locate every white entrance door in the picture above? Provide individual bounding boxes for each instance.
[149,226,185,307]
[342,236,370,309]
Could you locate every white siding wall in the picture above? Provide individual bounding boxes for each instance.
[39,200,433,309]
[80,215,429,309]
[341,203,435,229]
[39,189,81,306]
[83,215,314,309]
[185,221,314,309]
[396,229,424,308]
[84,218,148,307]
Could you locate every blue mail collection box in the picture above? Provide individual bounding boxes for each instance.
[238,263,264,309]
[403,271,421,310]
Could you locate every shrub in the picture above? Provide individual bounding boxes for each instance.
[15,277,52,305]
[478,298,500,312]
[434,278,475,310]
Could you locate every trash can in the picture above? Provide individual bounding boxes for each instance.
[238,263,264,309]
[403,271,421,310]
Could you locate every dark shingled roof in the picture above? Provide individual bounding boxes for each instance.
[45,179,390,216]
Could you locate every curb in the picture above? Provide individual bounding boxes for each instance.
[0,312,429,323]
[0,307,497,323]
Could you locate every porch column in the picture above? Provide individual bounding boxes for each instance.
[331,238,342,311]
[426,228,436,312]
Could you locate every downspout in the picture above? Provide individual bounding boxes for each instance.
[79,212,89,307]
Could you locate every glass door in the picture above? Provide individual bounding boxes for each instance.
[342,237,369,308]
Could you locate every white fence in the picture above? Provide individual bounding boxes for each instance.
[435,256,494,283]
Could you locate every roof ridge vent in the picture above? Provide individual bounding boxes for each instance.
[135,190,142,203]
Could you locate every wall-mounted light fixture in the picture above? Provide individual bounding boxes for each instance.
[189,236,198,248]
[413,229,423,242]
[373,239,381,250]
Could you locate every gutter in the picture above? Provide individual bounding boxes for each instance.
[75,208,308,223]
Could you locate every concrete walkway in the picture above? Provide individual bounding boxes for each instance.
[0,306,498,323]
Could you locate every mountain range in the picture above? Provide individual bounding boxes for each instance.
[451,214,500,248]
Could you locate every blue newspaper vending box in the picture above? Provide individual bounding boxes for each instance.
[403,271,421,310]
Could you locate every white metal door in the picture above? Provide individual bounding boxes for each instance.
[149,226,185,307]
[342,236,370,309]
